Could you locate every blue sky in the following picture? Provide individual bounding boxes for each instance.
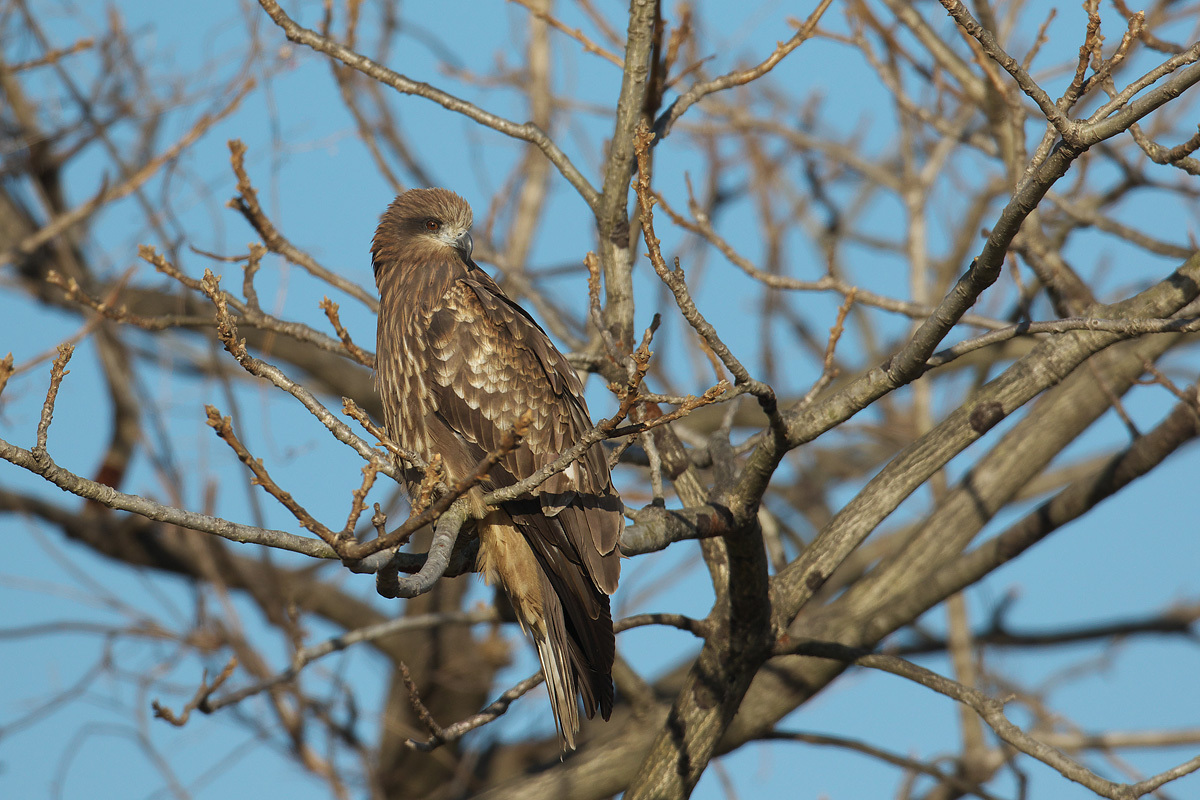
[2,1,1200,799]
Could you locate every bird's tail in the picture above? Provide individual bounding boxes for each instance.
[530,576,582,750]
[478,512,586,750]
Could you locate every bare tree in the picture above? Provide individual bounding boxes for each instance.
[3,1,1200,798]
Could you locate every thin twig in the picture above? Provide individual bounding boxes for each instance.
[8,36,94,72]
[341,398,428,470]
[242,243,265,309]
[406,671,545,751]
[615,612,710,638]
[399,662,446,739]
[320,297,374,367]
[33,344,74,458]
[1127,123,1200,176]
[152,657,239,726]
[800,290,855,407]
[342,461,382,536]
[584,251,626,368]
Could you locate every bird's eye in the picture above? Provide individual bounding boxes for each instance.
[425,219,441,232]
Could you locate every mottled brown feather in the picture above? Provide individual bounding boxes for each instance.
[372,188,621,748]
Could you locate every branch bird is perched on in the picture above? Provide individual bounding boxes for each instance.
[371,188,622,749]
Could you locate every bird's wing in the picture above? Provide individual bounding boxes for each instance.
[424,268,620,593]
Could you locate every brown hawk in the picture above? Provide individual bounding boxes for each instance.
[371,188,621,749]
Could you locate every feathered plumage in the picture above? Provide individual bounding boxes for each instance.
[372,188,621,749]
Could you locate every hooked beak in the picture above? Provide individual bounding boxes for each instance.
[454,230,473,261]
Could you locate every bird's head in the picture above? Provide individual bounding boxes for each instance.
[372,188,474,282]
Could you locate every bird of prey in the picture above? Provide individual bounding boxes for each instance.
[372,188,622,749]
